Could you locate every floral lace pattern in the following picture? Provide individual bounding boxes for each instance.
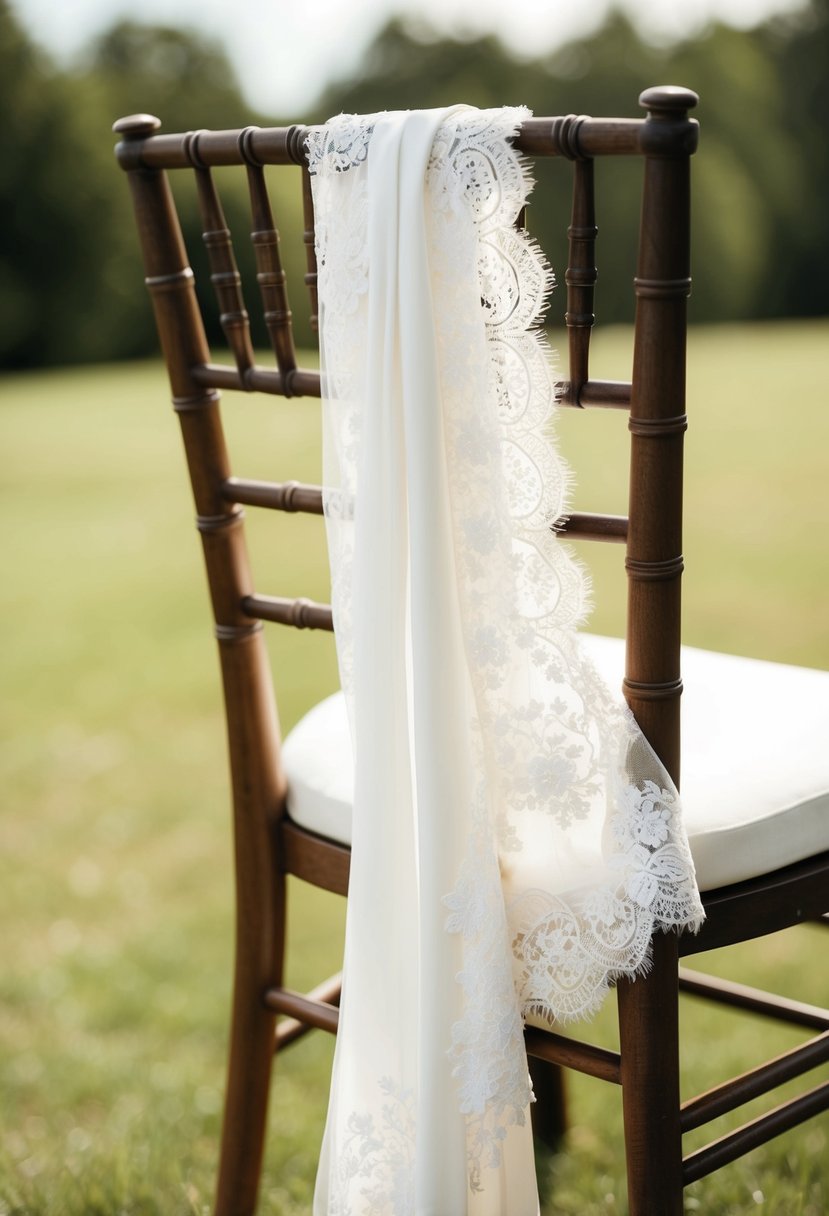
[308,107,703,1213]
[331,1078,416,1216]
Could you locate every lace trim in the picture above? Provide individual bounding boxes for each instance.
[308,106,704,1206]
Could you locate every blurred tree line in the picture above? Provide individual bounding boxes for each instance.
[1,0,827,369]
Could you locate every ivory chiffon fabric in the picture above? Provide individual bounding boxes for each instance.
[307,106,703,1215]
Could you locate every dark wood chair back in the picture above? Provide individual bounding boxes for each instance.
[114,84,697,781]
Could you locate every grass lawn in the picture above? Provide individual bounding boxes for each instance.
[1,319,827,1214]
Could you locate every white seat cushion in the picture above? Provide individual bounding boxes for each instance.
[281,635,829,892]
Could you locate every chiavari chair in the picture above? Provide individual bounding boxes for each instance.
[114,87,829,1214]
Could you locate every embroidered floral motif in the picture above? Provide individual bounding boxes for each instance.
[332,1078,416,1216]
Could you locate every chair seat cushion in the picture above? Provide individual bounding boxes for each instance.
[281,635,829,892]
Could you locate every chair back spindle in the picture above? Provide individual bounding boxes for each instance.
[624,86,697,780]
[561,136,597,405]
[189,153,256,377]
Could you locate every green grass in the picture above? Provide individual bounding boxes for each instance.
[0,320,827,1214]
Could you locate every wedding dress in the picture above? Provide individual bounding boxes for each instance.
[306,104,704,1216]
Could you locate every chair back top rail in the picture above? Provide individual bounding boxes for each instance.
[113,88,698,172]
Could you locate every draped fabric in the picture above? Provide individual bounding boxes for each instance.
[307,106,704,1216]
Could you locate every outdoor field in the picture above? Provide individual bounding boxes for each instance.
[1,319,827,1214]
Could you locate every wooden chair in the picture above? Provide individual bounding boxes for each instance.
[113,88,829,1215]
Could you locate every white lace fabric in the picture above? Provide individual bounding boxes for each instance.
[307,105,704,1216]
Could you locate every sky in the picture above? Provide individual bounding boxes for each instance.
[11,0,807,114]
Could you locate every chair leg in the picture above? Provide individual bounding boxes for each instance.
[213,973,277,1216]
[617,932,684,1216]
[529,1055,568,1149]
